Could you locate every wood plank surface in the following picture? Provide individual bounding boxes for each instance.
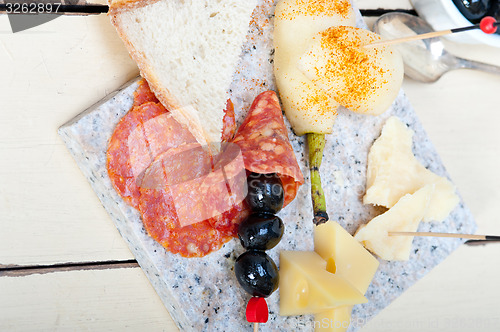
[0,14,137,266]
[1,244,499,332]
[0,267,177,331]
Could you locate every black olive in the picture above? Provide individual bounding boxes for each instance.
[234,250,279,297]
[245,172,284,213]
[452,0,490,22]
[238,213,284,250]
[487,0,500,34]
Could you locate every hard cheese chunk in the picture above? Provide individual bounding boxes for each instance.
[355,185,434,261]
[279,251,367,316]
[314,306,352,332]
[273,0,356,135]
[363,116,459,222]
[314,221,379,331]
[314,221,379,294]
[298,26,404,116]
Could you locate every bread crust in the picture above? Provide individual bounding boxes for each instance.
[109,7,211,148]
[108,0,162,15]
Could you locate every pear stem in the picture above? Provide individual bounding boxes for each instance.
[307,133,329,225]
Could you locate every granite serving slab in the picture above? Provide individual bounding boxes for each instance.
[58,1,476,331]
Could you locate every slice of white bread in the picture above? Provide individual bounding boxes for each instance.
[109,0,256,149]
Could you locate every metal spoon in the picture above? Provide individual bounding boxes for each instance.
[373,12,500,83]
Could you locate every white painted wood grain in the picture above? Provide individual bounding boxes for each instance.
[1,245,499,332]
[363,245,500,332]
[0,14,138,265]
[0,267,178,331]
[402,42,500,237]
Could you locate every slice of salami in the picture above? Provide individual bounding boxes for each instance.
[140,143,214,227]
[138,143,232,257]
[107,101,198,208]
[107,87,197,210]
[141,142,249,238]
[221,99,236,142]
[205,142,250,236]
[108,84,303,257]
[108,81,245,256]
[133,79,159,106]
[139,187,231,257]
[107,80,164,207]
[231,91,305,206]
[107,102,167,208]
[108,78,198,208]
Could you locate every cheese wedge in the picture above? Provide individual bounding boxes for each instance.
[314,221,379,295]
[355,185,433,261]
[314,306,352,332]
[279,251,367,316]
[363,116,459,222]
[314,221,379,331]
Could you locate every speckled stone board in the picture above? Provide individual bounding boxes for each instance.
[59,2,476,332]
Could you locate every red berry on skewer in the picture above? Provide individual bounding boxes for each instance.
[480,16,498,34]
[246,297,269,323]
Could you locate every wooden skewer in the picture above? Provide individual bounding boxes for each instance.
[365,20,500,48]
[389,231,500,241]
[365,29,457,48]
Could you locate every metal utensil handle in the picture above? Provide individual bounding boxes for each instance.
[457,58,500,76]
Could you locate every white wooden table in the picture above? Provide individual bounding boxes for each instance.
[1,1,500,331]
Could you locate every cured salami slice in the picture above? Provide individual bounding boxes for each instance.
[107,102,167,208]
[107,80,196,208]
[139,186,231,257]
[221,99,236,142]
[141,142,248,238]
[138,143,232,257]
[231,91,304,206]
[107,102,198,208]
[107,82,303,257]
[133,79,158,106]
[107,81,246,255]
[140,143,214,227]
[205,142,250,236]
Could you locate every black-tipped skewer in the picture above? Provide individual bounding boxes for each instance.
[389,231,500,245]
[0,4,109,15]
[366,16,499,48]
